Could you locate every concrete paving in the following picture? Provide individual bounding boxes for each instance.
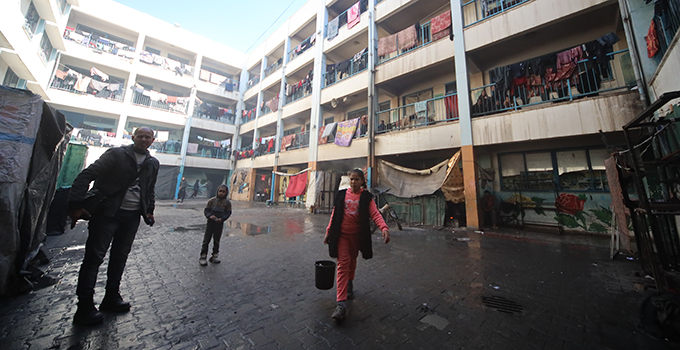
[0,199,650,349]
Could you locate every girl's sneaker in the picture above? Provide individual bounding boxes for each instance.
[199,254,208,266]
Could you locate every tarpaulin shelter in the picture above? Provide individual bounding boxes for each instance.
[0,87,72,296]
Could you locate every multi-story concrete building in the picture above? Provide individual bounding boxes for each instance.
[2,0,678,230]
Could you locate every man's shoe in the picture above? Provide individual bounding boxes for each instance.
[331,303,346,320]
[99,292,131,312]
[199,254,208,266]
[209,254,221,264]
[73,301,103,325]
[347,281,354,300]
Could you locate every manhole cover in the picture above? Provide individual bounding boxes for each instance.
[481,295,525,315]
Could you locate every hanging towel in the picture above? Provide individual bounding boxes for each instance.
[167,96,177,103]
[327,16,339,40]
[347,2,361,29]
[74,76,91,92]
[334,118,359,147]
[646,20,660,58]
[285,171,308,198]
[90,67,109,81]
[89,79,109,92]
[397,25,417,51]
[378,34,398,56]
[321,122,337,138]
[415,101,428,118]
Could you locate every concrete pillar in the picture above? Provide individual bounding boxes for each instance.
[451,0,479,229]
[307,1,328,166]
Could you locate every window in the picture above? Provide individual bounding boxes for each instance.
[378,101,390,111]
[39,34,54,63]
[347,107,368,120]
[75,24,135,47]
[24,2,40,37]
[445,82,457,95]
[168,53,190,65]
[3,68,20,88]
[145,46,161,55]
[324,117,334,125]
[500,148,609,191]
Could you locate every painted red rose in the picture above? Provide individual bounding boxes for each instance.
[556,193,585,215]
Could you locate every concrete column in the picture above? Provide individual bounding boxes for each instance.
[367,0,377,188]
[117,33,146,141]
[253,55,268,150]
[307,1,328,165]
[451,0,479,229]
[271,36,292,203]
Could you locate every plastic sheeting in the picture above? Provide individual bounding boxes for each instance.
[376,151,463,200]
[155,165,180,200]
[0,86,71,296]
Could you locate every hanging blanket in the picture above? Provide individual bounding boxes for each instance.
[397,25,417,51]
[327,16,339,40]
[318,125,328,145]
[646,20,660,58]
[378,34,397,56]
[281,134,296,151]
[334,118,359,147]
[347,2,361,29]
[431,11,451,35]
[432,29,451,42]
[321,122,337,138]
[285,171,308,198]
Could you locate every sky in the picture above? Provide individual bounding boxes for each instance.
[114,0,308,53]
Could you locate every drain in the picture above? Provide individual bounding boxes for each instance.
[481,295,525,315]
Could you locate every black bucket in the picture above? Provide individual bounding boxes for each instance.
[315,260,336,290]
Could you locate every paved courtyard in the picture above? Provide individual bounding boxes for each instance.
[0,199,649,349]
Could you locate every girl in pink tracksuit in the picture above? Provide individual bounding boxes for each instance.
[324,169,390,320]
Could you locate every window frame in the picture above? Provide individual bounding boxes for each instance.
[23,2,41,37]
[3,67,21,88]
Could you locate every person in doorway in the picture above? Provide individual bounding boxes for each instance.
[482,190,499,229]
[377,120,386,132]
[178,177,188,203]
[190,179,200,198]
[199,185,232,266]
[324,169,390,321]
[205,179,214,198]
[68,127,159,326]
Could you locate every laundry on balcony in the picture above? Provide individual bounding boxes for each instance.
[90,67,109,81]
[327,16,339,41]
[334,118,359,147]
[397,25,418,51]
[430,10,452,42]
[285,69,313,101]
[347,1,361,29]
[266,95,280,113]
[281,134,296,151]
[378,34,397,56]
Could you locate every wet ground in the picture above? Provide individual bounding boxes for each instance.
[0,199,652,349]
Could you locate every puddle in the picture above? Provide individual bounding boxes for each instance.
[225,221,272,236]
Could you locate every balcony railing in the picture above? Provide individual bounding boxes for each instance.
[71,128,122,148]
[462,0,531,27]
[242,109,257,123]
[235,145,254,160]
[192,103,236,124]
[264,60,283,78]
[63,28,136,60]
[323,50,368,88]
[286,131,310,151]
[469,49,635,118]
[246,74,260,90]
[377,22,432,65]
[138,50,195,77]
[325,0,369,39]
[652,0,680,60]
[150,140,182,155]
[50,76,125,102]
[132,91,189,114]
[285,87,312,105]
[376,93,459,134]
[260,105,273,116]
[288,33,316,62]
[188,145,231,159]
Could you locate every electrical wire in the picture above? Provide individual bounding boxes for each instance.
[245,0,301,53]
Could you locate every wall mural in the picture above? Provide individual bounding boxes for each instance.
[501,192,613,234]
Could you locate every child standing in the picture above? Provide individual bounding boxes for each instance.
[200,185,232,266]
[324,169,390,321]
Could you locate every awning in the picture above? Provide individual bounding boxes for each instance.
[33,0,57,23]
[43,21,66,51]
[0,49,36,81]
[0,32,13,50]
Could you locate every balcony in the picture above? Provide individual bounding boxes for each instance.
[377,22,433,65]
[193,100,236,124]
[235,144,254,160]
[63,28,136,62]
[283,130,311,151]
[469,49,635,118]
[376,93,459,134]
[50,69,124,102]
[138,50,195,79]
[263,59,283,79]
[131,90,189,114]
[246,74,260,91]
[462,0,531,27]
[288,33,316,63]
[323,49,367,88]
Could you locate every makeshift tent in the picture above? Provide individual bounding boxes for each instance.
[0,86,72,296]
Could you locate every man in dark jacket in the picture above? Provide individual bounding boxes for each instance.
[68,127,159,326]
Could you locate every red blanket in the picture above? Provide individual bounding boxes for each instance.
[285,172,308,197]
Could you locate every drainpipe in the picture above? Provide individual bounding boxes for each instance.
[618,0,650,107]
[367,0,377,189]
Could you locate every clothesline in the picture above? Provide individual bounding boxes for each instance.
[56,63,124,85]
[272,168,311,177]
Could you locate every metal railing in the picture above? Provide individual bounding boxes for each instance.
[462,0,531,27]
[260,104,273,116]
[187,145,231,159]
[246,74,260,90]
[50,78,125,102]
[150,141,182,155]
[234,144,254,160]
[325,1,369,38]
[138,50,195,77]
[264,60,282,78]
[376,92,459,134]
[288,32,316,62]
[241,109,257,123]
[653,0,680,60]
[286,131,310,150]
[132,91,188,114]
[323,51,368,88]
[285,87,312,105]
[377,22,432,65]
[63,28,137,58]
[469,49,636,118]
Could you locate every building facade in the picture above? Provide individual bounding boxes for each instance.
[3,0,678,230]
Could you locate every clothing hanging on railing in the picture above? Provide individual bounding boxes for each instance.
[397,25,417,51]
[327,16,339,40]
[347,1,361,29]
[378,34,397,56]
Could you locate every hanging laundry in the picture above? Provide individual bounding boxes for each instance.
[415,101,428,118]
[378,34,397,56]
[321,122,337,138]
[90,67,109,81]
[397,25,417,51]
[199,69,211,81]
[74,75,91,92]
[55,69,68,80]
[327,16,339,40]
[89,80,109,92]
[187,143,199,153]
[334,118,359,147]
[347,2,361,29]
[318,125,328,145]
[646,20,660,58]
[431,11,451,37]
[281,134,296,151]
[285,171,308,198]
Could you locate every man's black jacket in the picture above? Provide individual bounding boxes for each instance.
[68,145,159,219]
